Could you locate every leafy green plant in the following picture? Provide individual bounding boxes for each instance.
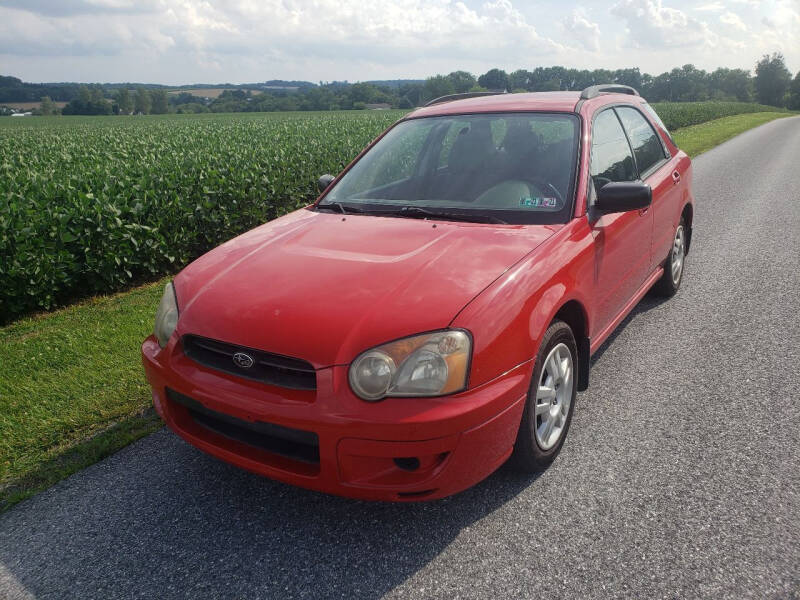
[650,101,788,130]
[0,111,403,322]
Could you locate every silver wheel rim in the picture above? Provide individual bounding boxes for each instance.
[534,342,573,450]
[671,225,685,285]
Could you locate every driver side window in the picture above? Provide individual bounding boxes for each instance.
[591,109,636,189]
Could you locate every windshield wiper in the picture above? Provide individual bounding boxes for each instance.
[316,201,368,215]
[390,206,508,225]
[318,202,508,224]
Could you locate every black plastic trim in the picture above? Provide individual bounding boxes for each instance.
[424,90,506,107]
[577,336,590,391]
[580,84,639,100]
[182,335,316,391]
[167,388,320,463]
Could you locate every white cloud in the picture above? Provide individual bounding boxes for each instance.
[0,0,571,80]
[761,15,777,28]
[0,0,796,83]
[563,9,601,51]
[611,0,718,49]
[720,11,747,31]
[0,7,174,57]
[754,0,800,62]
[694,2,725,11]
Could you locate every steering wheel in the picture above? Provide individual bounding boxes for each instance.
[519,177,564,206]
[593,176,612,191]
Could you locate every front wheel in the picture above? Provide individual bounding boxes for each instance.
[652,217,687,297]
[511,320,578,472]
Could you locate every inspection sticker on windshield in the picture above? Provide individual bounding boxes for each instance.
[520,196,557,208]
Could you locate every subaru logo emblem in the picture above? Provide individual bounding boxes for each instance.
[232,352,255,369]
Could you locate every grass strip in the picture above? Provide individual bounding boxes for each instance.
[1,110,795,512]
[0,408,162,512]
[0,279,167,511]
[672,112,795,157]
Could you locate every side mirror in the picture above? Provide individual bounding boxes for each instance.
[595,181,651,214]
[318,174,335,192]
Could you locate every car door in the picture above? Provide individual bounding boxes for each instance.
[588,108,654,334]
[615,105,676,271]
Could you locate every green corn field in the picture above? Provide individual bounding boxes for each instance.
[0,102,788,322]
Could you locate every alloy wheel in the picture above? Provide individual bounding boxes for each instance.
[671,225,685,285]
[534,342,573,450]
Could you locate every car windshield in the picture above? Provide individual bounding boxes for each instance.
[320,112,580,225]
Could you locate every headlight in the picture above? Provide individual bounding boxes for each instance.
[154,281,179,348]
[349,330,471,401]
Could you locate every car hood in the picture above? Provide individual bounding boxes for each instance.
[175,209,559,367]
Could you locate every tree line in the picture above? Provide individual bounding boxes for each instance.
[7,53,800,117]
[52,86,170,115]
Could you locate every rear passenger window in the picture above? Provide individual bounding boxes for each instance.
[615,107,667,176]
[642,103,675,146]
[591,109,637,188]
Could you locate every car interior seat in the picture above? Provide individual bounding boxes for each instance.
[445,121,497,201]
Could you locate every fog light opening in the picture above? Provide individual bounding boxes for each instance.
[393,457,421,471]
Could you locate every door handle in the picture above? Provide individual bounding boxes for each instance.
[672,170,681,184]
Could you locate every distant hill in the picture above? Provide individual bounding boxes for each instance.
[0,75,314,103]
[261,80,316,88]
[0,76,172,103]
[0,75,424,104]
[0,76,82,103]
[364,79,424,88]
[167,88,264,98]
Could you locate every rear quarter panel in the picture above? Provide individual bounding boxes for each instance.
[652,151,693,264]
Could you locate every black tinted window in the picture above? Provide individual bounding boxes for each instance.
[642,103,675,146]
[591,109,636,187]
[616,106,666,175]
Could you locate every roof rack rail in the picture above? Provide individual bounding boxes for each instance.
[424,90,506,107]
[579,84,639,100]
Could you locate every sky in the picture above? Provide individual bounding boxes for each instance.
[0,0,798,84]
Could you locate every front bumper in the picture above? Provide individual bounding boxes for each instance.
[142,336,530,501]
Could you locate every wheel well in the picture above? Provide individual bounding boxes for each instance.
[554,301,590,392]
[682,203,693,254]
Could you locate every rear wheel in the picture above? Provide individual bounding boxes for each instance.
[652,217,686,297]
[511,320,577,472]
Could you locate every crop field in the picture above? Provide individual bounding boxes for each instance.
[0,111,404,322]
[650,101,787,130]
[0,101,789,323]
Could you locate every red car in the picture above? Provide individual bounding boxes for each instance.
[142,85,693,501]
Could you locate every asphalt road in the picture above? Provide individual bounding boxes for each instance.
[2,116,799,600]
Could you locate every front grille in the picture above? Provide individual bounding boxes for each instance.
[182,335,316,390]
[167,388,320,464]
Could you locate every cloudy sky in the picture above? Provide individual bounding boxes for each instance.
[1,0,797,84]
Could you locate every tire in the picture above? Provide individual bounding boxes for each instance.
[651,217,687,297]
[511,320,578,473]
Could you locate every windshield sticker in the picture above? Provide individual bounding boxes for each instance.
[520,196,558,208]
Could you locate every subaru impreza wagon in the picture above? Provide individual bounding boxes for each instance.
[142,85,693,501]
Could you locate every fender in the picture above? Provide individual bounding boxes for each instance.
[452,219,596,390]
[529,288,592,392]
